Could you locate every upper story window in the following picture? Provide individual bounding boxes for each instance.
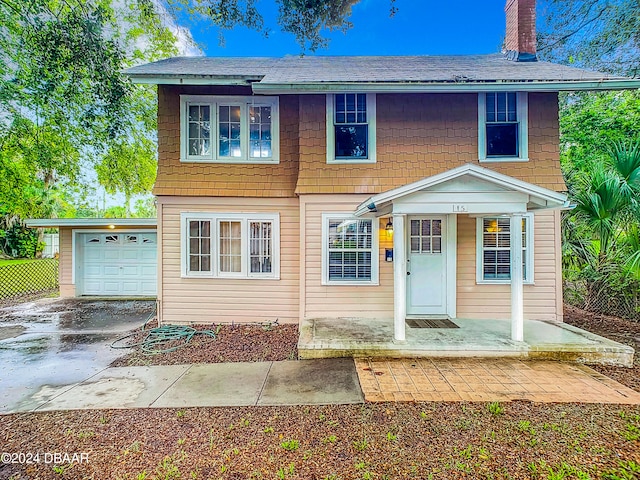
[326,93,376,164]
[478,92,528,162]
[180,95,279,164]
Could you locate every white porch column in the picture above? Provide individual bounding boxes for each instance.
[510,214,524,342]
[393,214,407,342]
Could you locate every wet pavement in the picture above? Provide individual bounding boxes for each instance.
[0,298,155,412]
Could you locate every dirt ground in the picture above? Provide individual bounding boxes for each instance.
[563,305,640,393]
[1,305,638,479]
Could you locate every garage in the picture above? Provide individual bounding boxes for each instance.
[26,218,157,298]
[80,232,157,295]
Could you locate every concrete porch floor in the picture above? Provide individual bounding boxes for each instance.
[298,317,634,367]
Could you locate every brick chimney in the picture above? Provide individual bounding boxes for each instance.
[504,0,537,62]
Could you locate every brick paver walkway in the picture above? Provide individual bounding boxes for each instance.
[355,358,640,404]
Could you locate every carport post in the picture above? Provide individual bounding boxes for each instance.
[510,214,524,342]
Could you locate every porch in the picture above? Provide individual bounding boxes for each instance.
[298,317,634,367]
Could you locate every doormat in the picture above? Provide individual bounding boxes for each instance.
[406,318,459,329]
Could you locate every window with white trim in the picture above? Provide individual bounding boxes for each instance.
[180,95,279,163]
[478,92,528,162]
[476,215,533,284]
[322,214,379,285]
[181,213,279,279]
[326,93,376,163]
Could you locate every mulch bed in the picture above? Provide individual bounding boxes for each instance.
[110,323,299,367]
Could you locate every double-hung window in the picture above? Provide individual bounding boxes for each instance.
[476,215,533,284]
[181,213,279,279]
[181,95,279,163]
[322,214,379,285]
[326,93,376,163]
[478,92,528,162]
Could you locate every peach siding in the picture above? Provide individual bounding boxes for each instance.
[59,227,74,297]
[456,209,561,321]
[299,198,561,322]
[158,196,300,324]
[154,85,299,197]
[301,195,395,319]
[295,92,565,195]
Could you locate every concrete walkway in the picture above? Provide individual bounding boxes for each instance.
[6,357,640,413]
[356,358,640,404]
[11,358,364,413]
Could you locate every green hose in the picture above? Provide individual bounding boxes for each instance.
[111,325,217,355]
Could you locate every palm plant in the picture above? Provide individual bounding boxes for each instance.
[564,140,640,318]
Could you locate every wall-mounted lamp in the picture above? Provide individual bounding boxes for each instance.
[385,218,393,233]
[108,224,116,230]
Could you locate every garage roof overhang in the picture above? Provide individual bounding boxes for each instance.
[353,163,569,218]
[25,218,157,228]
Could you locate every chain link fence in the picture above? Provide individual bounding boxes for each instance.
[0,259,59,302]
[564,279,640,321]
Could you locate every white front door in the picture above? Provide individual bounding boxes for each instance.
[406,216,447,316]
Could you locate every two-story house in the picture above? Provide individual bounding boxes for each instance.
[124,0,639,357]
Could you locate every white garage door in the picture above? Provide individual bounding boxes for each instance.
[80,232,157,296]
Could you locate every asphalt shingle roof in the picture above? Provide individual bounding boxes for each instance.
[125,54,623,84]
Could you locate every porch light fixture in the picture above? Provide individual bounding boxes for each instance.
[385,218,393,233]
[108,224,116,229]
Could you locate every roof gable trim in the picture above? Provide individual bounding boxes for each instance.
[353,163,568,217]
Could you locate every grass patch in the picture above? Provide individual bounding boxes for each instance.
[0,258,58,299]
[0,258,40,267]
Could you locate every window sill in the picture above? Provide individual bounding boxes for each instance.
[476,280,535,285]
[181,274,280,280]
[322,280,380,286]
[180,158,280,164]
[479,157,529,163]
[327,158,376,165]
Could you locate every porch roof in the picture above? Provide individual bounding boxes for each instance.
[353,163,569,217]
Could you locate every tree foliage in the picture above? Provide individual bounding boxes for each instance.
[0,0,180,227]
[96,137,157,216]
[538,0,640,76]
[176,0,380,51]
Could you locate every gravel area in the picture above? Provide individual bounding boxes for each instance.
[1,306,638,479]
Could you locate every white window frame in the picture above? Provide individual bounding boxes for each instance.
[478,92,528,162]
[180,95,280,164]
[180,212,280,279]
[326,93,377,164]
[475,214,534,285]
[321,213,379,286]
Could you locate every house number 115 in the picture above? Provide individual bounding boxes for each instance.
[453,204,468,212]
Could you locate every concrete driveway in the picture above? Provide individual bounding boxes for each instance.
[0,298,155,413]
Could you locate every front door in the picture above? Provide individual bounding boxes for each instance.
[406,216,447,316]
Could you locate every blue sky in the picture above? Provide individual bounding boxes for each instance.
[184,0,508,57]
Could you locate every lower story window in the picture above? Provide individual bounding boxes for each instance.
[476,215,533,283]
[322,214,379,285]
[181,213,279,279]
[189,220,211,273]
